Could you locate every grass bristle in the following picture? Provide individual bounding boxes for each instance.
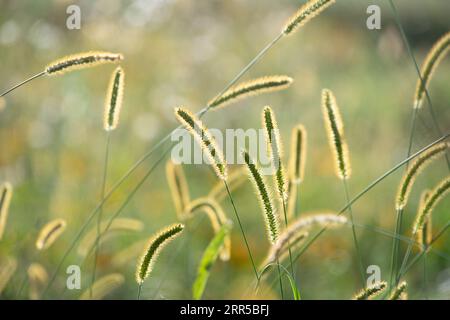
[414,31,450,109]
[0,182,13,240]
[35,218,67,251]
[185,197,232,261]
[389,281,408,300]
[283,0,336,35]
[79,273,124,300]
[166,161,191,221]
[175,107,227,180]
[352,281,387,300]
[289,124,307,184]
[136,223,184,284]
[413,176,450,234]
[395,142,448,210]
[322,89,351,180]
[45,51,123,75]
[207,76,293,109]
[263,106,287,202]
[242,150,279,244]
[104,66,125,131]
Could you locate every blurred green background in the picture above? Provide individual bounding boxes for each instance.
[0,0,449,300]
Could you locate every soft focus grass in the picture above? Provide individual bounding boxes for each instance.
[0,0,449,299]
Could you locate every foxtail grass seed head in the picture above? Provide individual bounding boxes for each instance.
[289,124,307,184]
[0,182,13,240]
[389,281,408,300]
[136,223,184,284]
[396,142,448,210]
[263,106,287,202]
[185,197,232,261]
[264,231,308,267]
[288,213,347,234]
[414,32,450,109]
[45,51,123,76]
[104,66,125,131]
[166,161,191,221]
[0,256,17,294]
[207,76,293,109]
[283,0,336,35]
[242,150,279,244]
[175,107,227,180]
[27,263,48,300]
[352,281,387,300]
[80,273,124,300]
[322,89,351,180]
[416,190,432,251]
[36,219,66,250]
[413,176,450,234]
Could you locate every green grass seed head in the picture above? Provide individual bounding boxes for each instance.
[185,197,232,261]
[352,281,387,300]
[322,89,351,180]
[413,175,450,234]
[289,124,307,184]
[46,51,123,75]
[0,182,13,240]
[388,281,408,300]
[395,142,448,210]
[207,75,293,109]
[175,107,227,180]
[242,149,279,244]
[45,51,123,76]
[416,190,432,251]
[136,223,184,284]
[166,161,191,221]
[263,106,287,202]
[282,0,336,35]
[104,66,125,131]
[35,218,67,250]
[414,31,450,109]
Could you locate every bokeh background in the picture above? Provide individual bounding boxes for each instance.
[0,0,449,300]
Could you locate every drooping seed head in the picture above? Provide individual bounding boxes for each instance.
[166,161,191,221]
[289,124,307,184]
[0,182,13,240]
[104,66,125,131]
[282,0,336,35]
[185,197,232,261]
[414,32,450,109]
[262,106,287,202]
[396,142,448,210]
[413,176,450,234]
[79,273,124,300]
[415,190,432,251]
[242,150,279,244]
[263,231,308,267]
[175,107,227,180]
[136,223,184,284]
[207,76,293,109]
[388,281,408,300]
[45,51,123,76]
[352,281,387,300]
[35,218,67,250]
[322,89,351,180]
